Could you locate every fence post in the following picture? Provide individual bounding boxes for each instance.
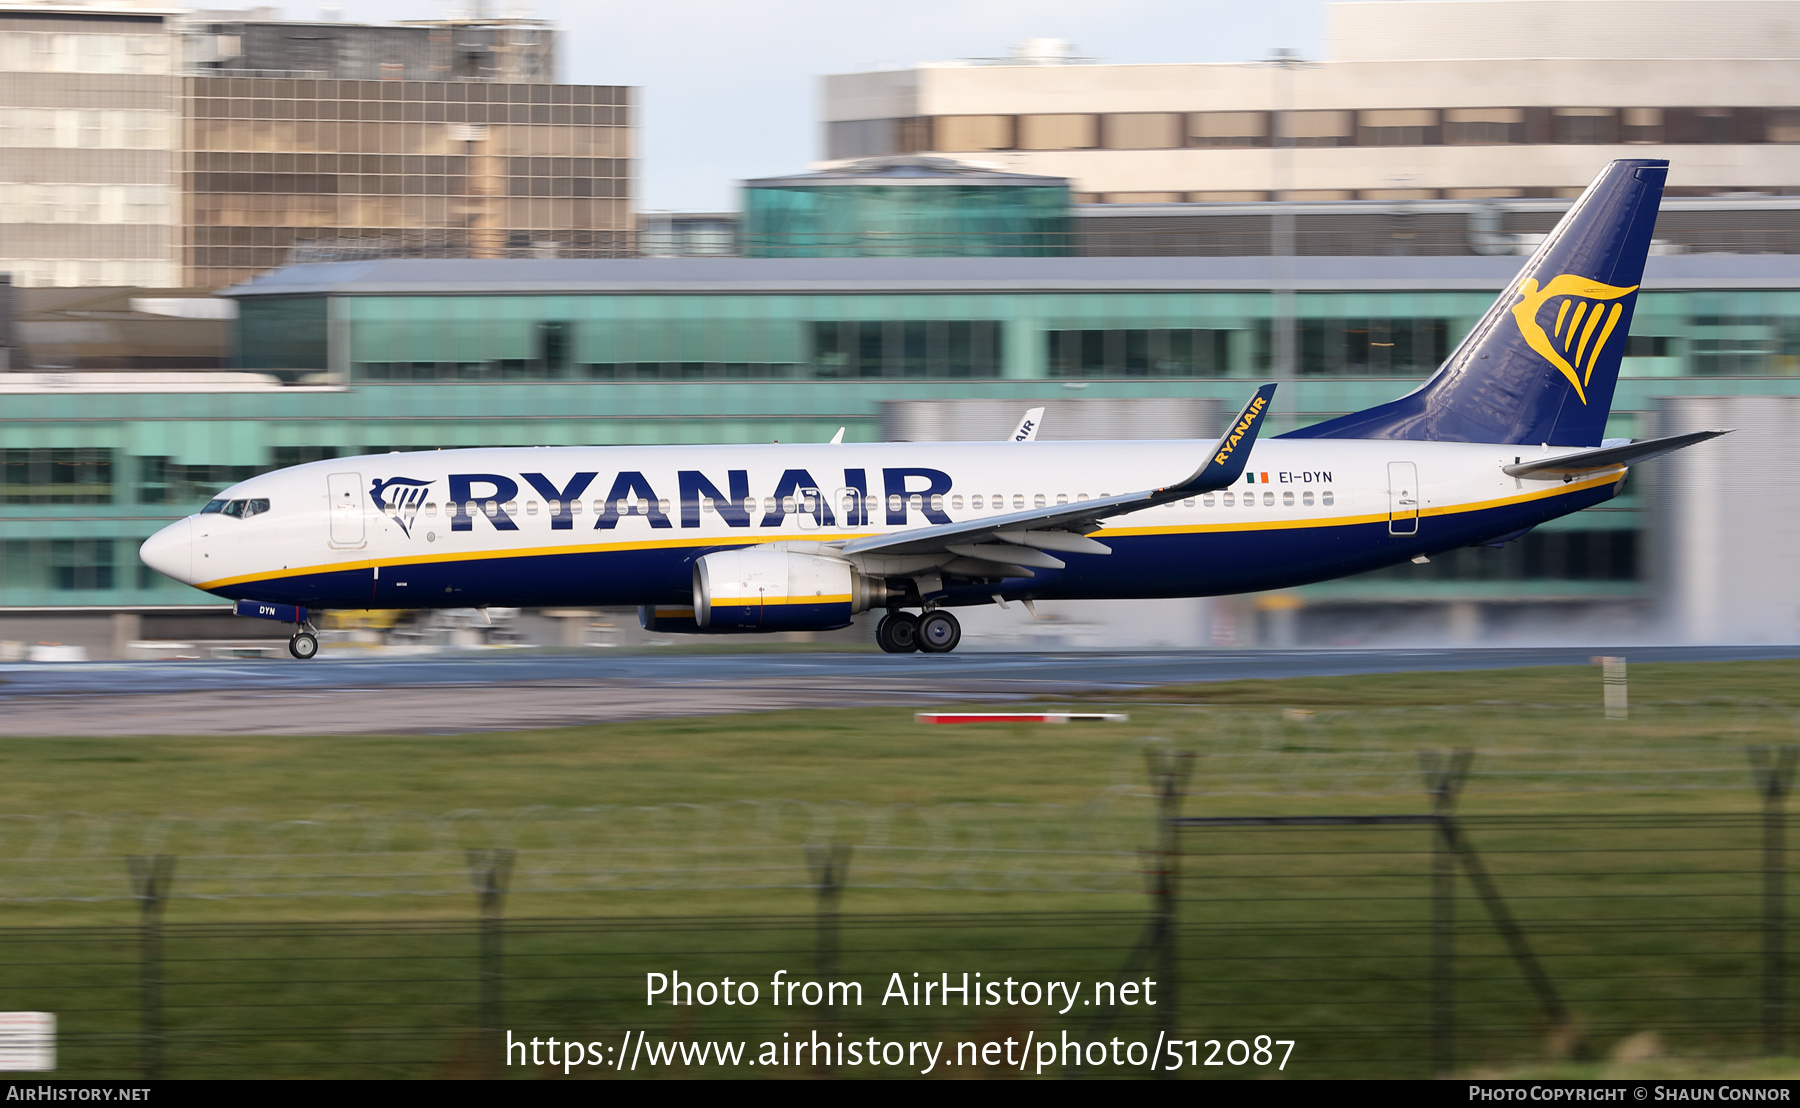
[125,854,175,1080]
[1420,750,1471,1078]
[1750,745,1798,1057]
[1146,748,1193,1072]
[806,842,851,1074]
[467,848,514,1078]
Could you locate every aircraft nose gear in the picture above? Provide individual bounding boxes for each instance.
[875,611,920,654]
[916,610,962,654]
[288,631,319,660]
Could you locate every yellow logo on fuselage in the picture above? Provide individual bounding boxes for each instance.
[1509,273,1638,403]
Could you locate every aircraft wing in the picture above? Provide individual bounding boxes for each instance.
[1501,429,1730,477]
[839,385,1276,573]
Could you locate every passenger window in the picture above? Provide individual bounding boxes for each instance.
[887,494,902,514]
[548,499,561,515]
[484,500,499,518]
[930,494,944,512]
[1262,492,1275,506]
[1013,494,1025,509]
[701,497,714,514]
[765,497,777,513]
[1184,498,1194,507]
[970,494,982,509]
[1203,495,1214,507]
[1223,492,1235,506]
[1323,491,1335,506]
[1057,493,1069,505]
[1033,493,1046,508]
[200,499,226,514]
[657,498,670,515]
[526,500,540,516]
[864,495,879,513]
[781,496,796,514]
[1302,491,1314,506]
[1077,493,1089,502]
[593,499,605,515]
[1282,491,1294,506]
[908,494,923,512]
[424,502,437,517]
[951,495,964,510]
[570,500,583,515]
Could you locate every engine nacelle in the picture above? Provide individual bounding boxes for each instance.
[693,547,881,631]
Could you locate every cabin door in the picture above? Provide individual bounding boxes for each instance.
[328,472,366,547]
[1387,461,1420,536]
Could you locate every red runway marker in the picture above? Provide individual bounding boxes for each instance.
[916,712,1129,725]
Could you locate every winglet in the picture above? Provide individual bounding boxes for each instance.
[1165,384,1277,497]
[1009,407,1046,442]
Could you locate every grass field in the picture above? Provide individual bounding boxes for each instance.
[4,659,1800,1077]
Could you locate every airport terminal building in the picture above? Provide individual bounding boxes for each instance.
[3,247,1799,653]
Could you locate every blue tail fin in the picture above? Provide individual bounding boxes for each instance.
[1282,159,1667,447]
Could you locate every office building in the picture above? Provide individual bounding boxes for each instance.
[822,0,1800,202]
[0,3,632,289]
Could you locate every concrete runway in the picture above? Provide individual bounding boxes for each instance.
[2,645,1795,736]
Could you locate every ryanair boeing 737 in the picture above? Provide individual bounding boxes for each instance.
[140,159,1725,659]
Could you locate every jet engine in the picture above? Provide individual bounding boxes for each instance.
[692,547,887,631]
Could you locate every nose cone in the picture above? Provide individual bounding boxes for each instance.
[139,518,194,585]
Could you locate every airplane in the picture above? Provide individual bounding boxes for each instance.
[140,158,1725,659]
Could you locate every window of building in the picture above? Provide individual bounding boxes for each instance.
[1017,114,1096,150]
[1101,113,1180,149]
[1622,107,1664,144]
[270,446,341,468]
[50,539,115,591]
[1443,107,1523,145]
[3,448,114,505]
[1552,108,1619,145]
[811,320,1003,378]
[139,458,258,506]
[1187,111,1268,147]
[1358,109,1438,146]
[1047,329,1232,377]
[934,115,1014,151]
[1257,318,1451,376]
[1282,110,1353,147]
[1695,107,1735,144]
[1768,109,1800,143]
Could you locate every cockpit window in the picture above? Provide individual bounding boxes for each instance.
[220,498,271,519]
[201,499,227,514]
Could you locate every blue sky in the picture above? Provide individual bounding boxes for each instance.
[327,0,1334,209]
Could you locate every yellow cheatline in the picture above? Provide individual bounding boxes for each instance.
[195,471,1626,593]
[713,595,853,608]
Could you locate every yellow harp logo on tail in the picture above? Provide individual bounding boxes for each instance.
[1509,273,1639,404]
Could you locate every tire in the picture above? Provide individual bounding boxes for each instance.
[916,610,962,654]
[289,632,319,660]
[876,611,919,654]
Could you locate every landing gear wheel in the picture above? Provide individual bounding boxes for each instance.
[289,631,319,660]
[875,611,919,654]
[917,610,962,654]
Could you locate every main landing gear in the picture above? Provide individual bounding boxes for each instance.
[876,609,962,654]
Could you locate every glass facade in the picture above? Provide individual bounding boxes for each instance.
[285,289,1800,383]
[743,184,1071,257]
[3,279,1799,611]
[182,77,633,287]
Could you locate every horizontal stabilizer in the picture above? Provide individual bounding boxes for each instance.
[1502,429,1730,477]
